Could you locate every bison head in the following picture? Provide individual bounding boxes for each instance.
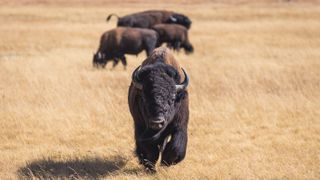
[167,13,192,29]
[132,63,189,131]
[93,52,106,68]
[183,43,194,54]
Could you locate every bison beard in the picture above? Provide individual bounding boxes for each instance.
[128,49,189,172]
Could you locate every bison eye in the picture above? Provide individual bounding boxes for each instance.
[175,91,185,102]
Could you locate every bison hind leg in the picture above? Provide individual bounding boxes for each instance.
[112,58,120,68]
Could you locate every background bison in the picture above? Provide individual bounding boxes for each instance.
[106,10,192,29]
[152,24,194,54]
[93,27,158,69]
[128,47,190,172]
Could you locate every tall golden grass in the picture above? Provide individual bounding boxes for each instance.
[0,1,319,179]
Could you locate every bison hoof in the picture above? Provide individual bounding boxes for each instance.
[141,159,156,173]
[145,166,157,173]
[161,150,184,166]
[160,160,177,167]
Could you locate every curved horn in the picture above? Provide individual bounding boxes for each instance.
[175,68,189,91]
[170,16,177,22]
[131,65,143,90]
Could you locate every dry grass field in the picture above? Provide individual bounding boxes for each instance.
[1,0,320,179]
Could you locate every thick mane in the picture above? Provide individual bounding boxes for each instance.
[141,47,185,83]
[138,62,181,85]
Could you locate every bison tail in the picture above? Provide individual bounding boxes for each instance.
[106,13,120,22]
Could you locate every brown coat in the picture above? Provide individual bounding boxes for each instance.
[107,10,192,29]
[152,24,194,54]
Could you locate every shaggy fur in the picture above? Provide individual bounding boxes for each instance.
[128,47,189,172]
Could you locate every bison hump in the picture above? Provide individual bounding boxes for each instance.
[142,47,185,83]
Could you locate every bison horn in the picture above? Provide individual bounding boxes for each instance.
[170,16,177,22]
[132,65,143,90]
[175,68,189,91]
[97,52,102,59]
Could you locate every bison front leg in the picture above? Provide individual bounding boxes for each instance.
[136,141,160,173]
[112,58,120,68]
[120,56,127,70]
[101,63,107,68]
[173,41,182,52]
[101,59,107,68]
[134,124,160,172]
[161,128,187,166]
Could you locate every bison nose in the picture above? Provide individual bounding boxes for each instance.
[149,117,165,130]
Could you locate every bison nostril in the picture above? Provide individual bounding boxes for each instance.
[154,117,164,123]
[149,117,165,129]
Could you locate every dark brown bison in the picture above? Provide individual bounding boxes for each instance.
[152,24,194,54]
[128,47,190,172]
[107,10,192,29]
[93,27,158,69]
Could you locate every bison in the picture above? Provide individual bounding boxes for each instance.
[93,27,158,69]
[152,24,194,54]
[128,47,190,172]
[107,10,192,29]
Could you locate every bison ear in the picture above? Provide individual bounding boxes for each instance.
[132,65,144,90]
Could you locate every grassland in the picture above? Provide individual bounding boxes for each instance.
[0,0,320,179]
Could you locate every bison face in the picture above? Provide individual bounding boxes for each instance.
[132,63,189,131]
[93,52,106,68]
[183,43,194,54]
[168,13,192,29]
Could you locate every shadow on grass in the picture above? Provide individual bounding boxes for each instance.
[17,155,127,179]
